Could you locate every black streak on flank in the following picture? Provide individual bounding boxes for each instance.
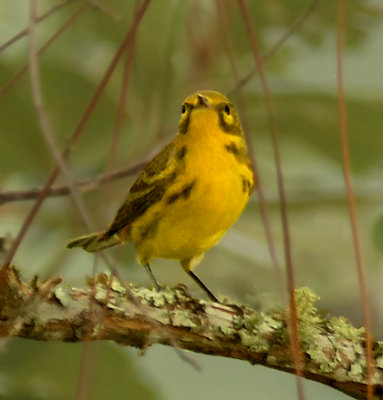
[176,145,187,160]
[166,180,196,205]
[225,142,251,169]
[241,176,252,194]
[225,142,240,156]
[139,214,162,243]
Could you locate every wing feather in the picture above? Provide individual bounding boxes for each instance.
[105,142,177,237]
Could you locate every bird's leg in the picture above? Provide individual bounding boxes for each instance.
[144,263,161,291]
[187,270,220,303]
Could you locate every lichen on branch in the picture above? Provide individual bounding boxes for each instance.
[0,265,381,400]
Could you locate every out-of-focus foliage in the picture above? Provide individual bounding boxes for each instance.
[0,339,160,400]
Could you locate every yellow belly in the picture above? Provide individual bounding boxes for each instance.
[131,136,253,264]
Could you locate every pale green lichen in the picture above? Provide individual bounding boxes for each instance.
[259,310,286,345]
[326,316,366,377]
[377,358,383,369]
[236,309,273,353]
[110,276,127,295]
[242,310,260,331]
[155,287,176,306]
[92,322,102,338]
[97,270,127,295]
[170,309,197,328]
[138,286,177,307]
[292,287,330,368]
[89,276,128,312]
[295,287,323,337]
[94,287,109,304]
[104,300,125,312]
[238,328,269,353]
[232,313,244,330]
[219,323,237,337]
[261,312,283,331]
[295,287,320,317]
[148,308,171,325]
[54,286,71,307]
[307,334,336,373]
[327,316,365,341]
[173,285,193,304]
[292,287,369,376]
[376,341,383,366]
[348,361,364,379]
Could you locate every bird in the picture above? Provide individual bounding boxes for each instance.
[67,90,254,302]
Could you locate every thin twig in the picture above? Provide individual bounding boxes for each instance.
[0,0,77,53]
[1,0,151,273]
[336,1,374,399]
[0,162,147,206]
[0,0,121,54]
[0,0,121,101]
[2,161,380,207]
[28,0,95,231]
[17,1,181,393]
[101,3,138,201]
[75,2,146,396]
[216,0,285,304]
[237,1,304,398]
[26,20,136,382]
[97,1,202,371]
[232,0,320,93]
[86,0,122,21]
[75,256,101,400]
[0,3,88,102]
[76,342,98,400]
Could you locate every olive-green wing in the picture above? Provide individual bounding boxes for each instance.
[105,142,177,237]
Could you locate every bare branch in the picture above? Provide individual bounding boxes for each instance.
[0,161,147,206]
[233,0,320,93]
[237,1,303,397]
[0,0,121,54]
[336,0,374,397]
[0,0,77,53]
[100,0,141,209]
[216,0,285,303]
[0,4,88,102]
[28,0,96,230]
[1,0,151,269]
[0,265,382,400]
[86,0,122,21]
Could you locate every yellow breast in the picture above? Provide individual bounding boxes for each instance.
[132,106,254,264]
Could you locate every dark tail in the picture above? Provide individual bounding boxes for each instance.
[66,231,121,253]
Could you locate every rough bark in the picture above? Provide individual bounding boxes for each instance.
[0,265,382,399]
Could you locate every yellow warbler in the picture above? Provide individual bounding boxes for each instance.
[67,90,254,302]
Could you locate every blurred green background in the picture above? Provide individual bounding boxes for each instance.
[1,0,382,399]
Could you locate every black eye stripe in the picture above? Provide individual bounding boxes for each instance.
[217,103,241,135]
[181,104,186,114]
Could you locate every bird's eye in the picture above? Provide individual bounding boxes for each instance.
[224,105,231,115]
[181,104,186,114]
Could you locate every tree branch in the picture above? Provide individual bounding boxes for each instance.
[0,265,382,399]
[0,161,147,206]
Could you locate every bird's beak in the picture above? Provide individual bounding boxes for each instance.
[197,93,212,109]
